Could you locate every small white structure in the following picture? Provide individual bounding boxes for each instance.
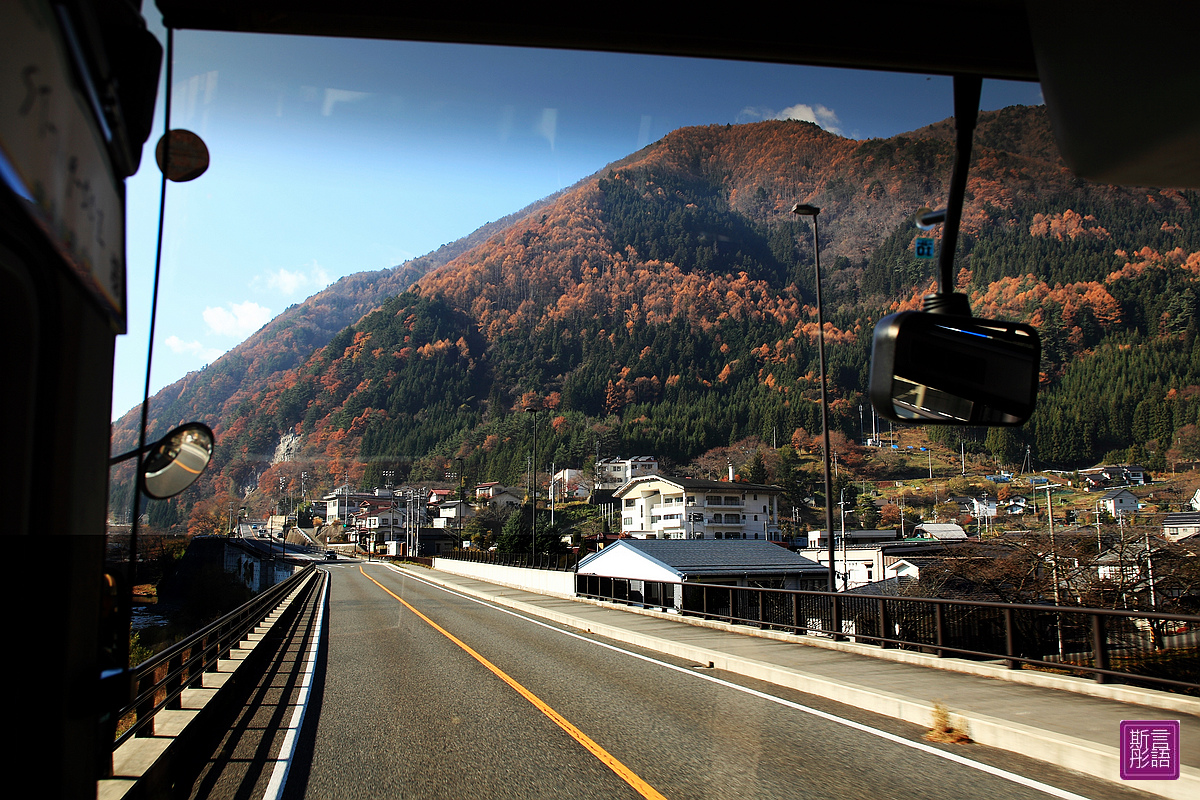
[1100,488,1138,517]
[969,497,998,519]
[798,545,887,589]
[1163,512,1200,542]
[577,539,826,609]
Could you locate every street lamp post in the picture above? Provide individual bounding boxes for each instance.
[526,407,538,555]
[455,456,466,546]
[791,203,837,593]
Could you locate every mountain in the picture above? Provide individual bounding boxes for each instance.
[111,106,1200,529]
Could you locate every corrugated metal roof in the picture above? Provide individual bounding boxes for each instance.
[580,539,823,577]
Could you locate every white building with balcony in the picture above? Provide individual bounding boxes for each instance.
[595,456,660,489]
[613,475,782,541]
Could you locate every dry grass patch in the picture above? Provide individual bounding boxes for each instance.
[925,701,972,744]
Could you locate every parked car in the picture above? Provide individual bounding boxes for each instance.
[324,550,337,560]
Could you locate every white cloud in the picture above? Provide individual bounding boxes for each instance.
[737,102,843,135]
[776,103,842,133]
[203,301,273,337]
[164,335,223,361]
[321,88,369,117]
[253,261,331,298]
[536,108,558,150]
[736,105,773,123]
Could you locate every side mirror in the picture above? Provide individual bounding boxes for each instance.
[138,422,215,499]
[870,312,1040,425]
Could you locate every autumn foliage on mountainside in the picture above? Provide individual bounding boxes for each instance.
[111,106,1200,530]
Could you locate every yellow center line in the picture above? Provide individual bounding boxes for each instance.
[359,567,667,800]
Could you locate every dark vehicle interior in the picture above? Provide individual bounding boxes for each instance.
[6,1,1199,795]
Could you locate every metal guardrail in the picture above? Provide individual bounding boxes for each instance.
[441,549,580,571]
[575,575,1200,693]
[110,564,317,753]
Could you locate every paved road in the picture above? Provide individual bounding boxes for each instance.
[227,563,1154,800]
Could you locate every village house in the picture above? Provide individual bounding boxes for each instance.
[805,529,900,548]
[551,468,587,500]
[1162,511,1200,542]
[322,485,391,524]
[474,482,523,509]
[969,496,998,519]
[595,456,660,489]
[1080,464,1149,488]
[613,474,782,540]
[432,499,474,532]
[1099,488,1139,517]
[799,544,887,589]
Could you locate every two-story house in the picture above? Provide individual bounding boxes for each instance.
[595,456,660,489]
[1100,488,1139,517]
[475,482,523,509]
[613,475,782,541]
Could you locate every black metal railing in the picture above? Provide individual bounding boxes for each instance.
[110,564,318,752]
[439,548,579,571]
[575,575,1200,693]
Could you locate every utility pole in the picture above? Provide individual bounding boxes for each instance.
[1143,526,1158,614]
[1047,485,1064,656]
[838,488,848,591]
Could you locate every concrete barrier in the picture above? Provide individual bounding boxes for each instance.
[430,558,575,597]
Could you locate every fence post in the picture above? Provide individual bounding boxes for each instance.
[1004,607,1017,670]
[935,603,946,658]
[134,672,154,736]
[793,591,802,635]
[877,599,890,649]
[831,593,843,641]
[1092,614,1109,684]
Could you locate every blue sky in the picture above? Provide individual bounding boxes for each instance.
[115,17,1045,421]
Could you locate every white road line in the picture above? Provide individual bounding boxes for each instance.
[264,570,329,800]
[388,566,1098,800]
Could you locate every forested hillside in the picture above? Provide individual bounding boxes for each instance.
[112,106,1200,531]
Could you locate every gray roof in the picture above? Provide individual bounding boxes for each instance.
[1163,512,1200,527]
[913,523,967,541]
[615,474,780,496]
[579,539,823,577]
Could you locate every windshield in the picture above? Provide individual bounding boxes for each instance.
[99,12,1200,800]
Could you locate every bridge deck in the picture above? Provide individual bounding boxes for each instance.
[408,563,1199,800]
[165,562,1197,799]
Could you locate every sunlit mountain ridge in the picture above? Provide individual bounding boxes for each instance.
[110,106,1200,528]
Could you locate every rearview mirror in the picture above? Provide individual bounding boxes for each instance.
[869,312,1040,425]
[139,422,215,499]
